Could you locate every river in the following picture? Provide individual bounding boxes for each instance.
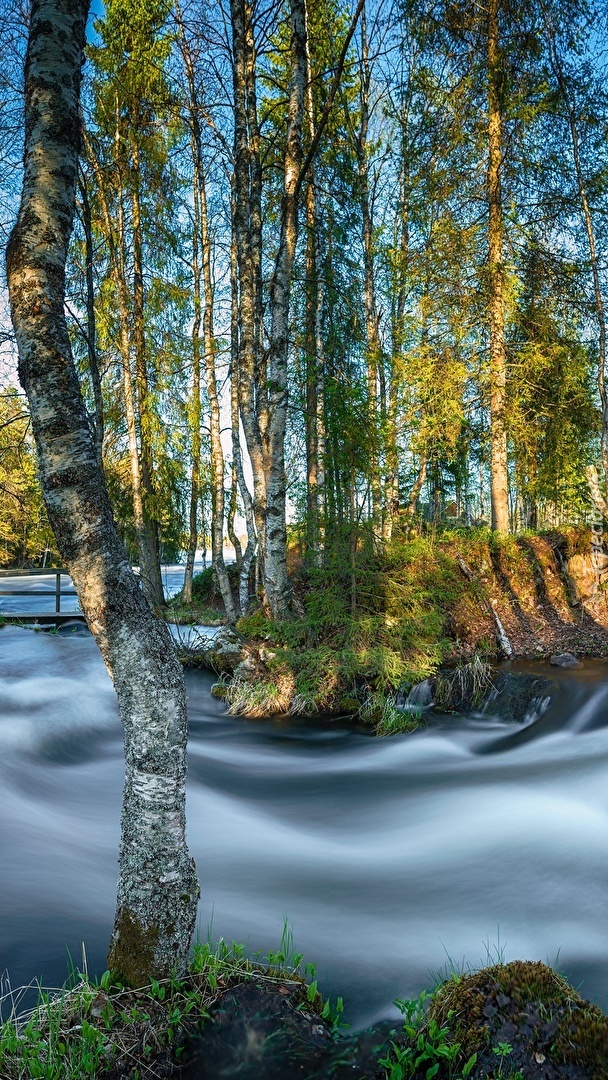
[1,621,608,1027]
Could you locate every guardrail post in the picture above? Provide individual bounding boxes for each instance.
[55,570,61,613]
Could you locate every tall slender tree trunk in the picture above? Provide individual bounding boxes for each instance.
[264,0,307,616]
[78,167,104,469]
[177,12,236,618]
[356,6,382,535]
[487,0,509,533]
[230,208,257,614]
[200,175,237,621]
[230,0,363,615]
[129,134,165,606]
[543,8,608,493]
[7,0,198,987]
[182,159,202,606]
[230,0,268,592]
[304,26,326,564]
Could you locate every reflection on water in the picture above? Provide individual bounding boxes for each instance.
[1,625,608,1026]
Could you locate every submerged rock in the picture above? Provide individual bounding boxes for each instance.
[550,651,581,668]
[196,627,247,674]
[179,979,331,1078]
[432,661,557,724]
[481,670,557,723]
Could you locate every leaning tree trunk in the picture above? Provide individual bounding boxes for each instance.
[6,0,198,987]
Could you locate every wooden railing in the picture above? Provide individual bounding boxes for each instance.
[0,568,78,613]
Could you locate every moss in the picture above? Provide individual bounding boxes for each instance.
[236,612,272,638]
[427,960,608,1078]
[491,959,574,1007]
[106,909,160,989]
[210,681,229,699]
[336,696,360,714]
[554,1001,608,1076]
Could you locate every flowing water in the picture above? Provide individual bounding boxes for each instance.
[1,622,608,1028]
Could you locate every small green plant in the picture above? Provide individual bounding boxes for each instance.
[377,993,477,1080]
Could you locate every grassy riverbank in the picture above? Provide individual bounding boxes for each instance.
[171,527,608,732]
[3,943,608,1078]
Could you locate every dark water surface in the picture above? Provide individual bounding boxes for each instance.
[1,624,608,1027]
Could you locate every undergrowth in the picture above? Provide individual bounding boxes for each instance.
[0,935,342,1080]
[232,534,471,728]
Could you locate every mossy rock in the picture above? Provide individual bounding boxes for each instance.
[211,682,229,699]
[427,960,608,1078]
[336,696,360,715]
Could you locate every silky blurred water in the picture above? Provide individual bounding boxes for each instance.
[1,623,608,1026]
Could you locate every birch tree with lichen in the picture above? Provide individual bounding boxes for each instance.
[6,0,198,987]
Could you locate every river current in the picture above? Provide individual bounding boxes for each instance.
[1,622,608,1027]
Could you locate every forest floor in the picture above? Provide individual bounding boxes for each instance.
[438,527,608,661]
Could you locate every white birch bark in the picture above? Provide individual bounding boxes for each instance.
[264,0,307,617]
[6,0,198,986]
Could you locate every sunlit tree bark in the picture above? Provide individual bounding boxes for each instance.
[542,3,608,499]
[487,0,509,532]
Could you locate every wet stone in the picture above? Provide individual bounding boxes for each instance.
[178,980,398,1079]
[550,652,581,668]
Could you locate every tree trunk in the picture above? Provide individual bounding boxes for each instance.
[487,0,509,533]
[178,12,236,620]
[230,0,268,592]
[355,6,383,535]
[304,29,326,565]
[543,8,608,495]
[264,0,308,617]
[230,209,257,614]
[129,134,165,607]
[7,0,198,987]
[182,158,202,607]
[77,167,104,469]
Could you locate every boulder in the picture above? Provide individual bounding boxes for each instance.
[482,670,557,722]
[202,627,246,674]
[233,655,259,682]
[426,960,608,1079]
[179,979,400,1080]
[179,979,332,1079]
[550,651,581,668]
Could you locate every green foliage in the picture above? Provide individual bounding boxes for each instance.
[0,933,335,1080]
[244,534,467,723]
[378,992,477,1080]
[0,391,55,568]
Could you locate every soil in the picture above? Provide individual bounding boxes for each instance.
[444,531,608,661]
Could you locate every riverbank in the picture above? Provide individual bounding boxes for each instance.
[3,946,607,1078]
[171,527,608,732]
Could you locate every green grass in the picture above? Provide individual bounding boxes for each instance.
[0,934,342,1079]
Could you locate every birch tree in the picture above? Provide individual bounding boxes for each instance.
[6,0,198,986]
